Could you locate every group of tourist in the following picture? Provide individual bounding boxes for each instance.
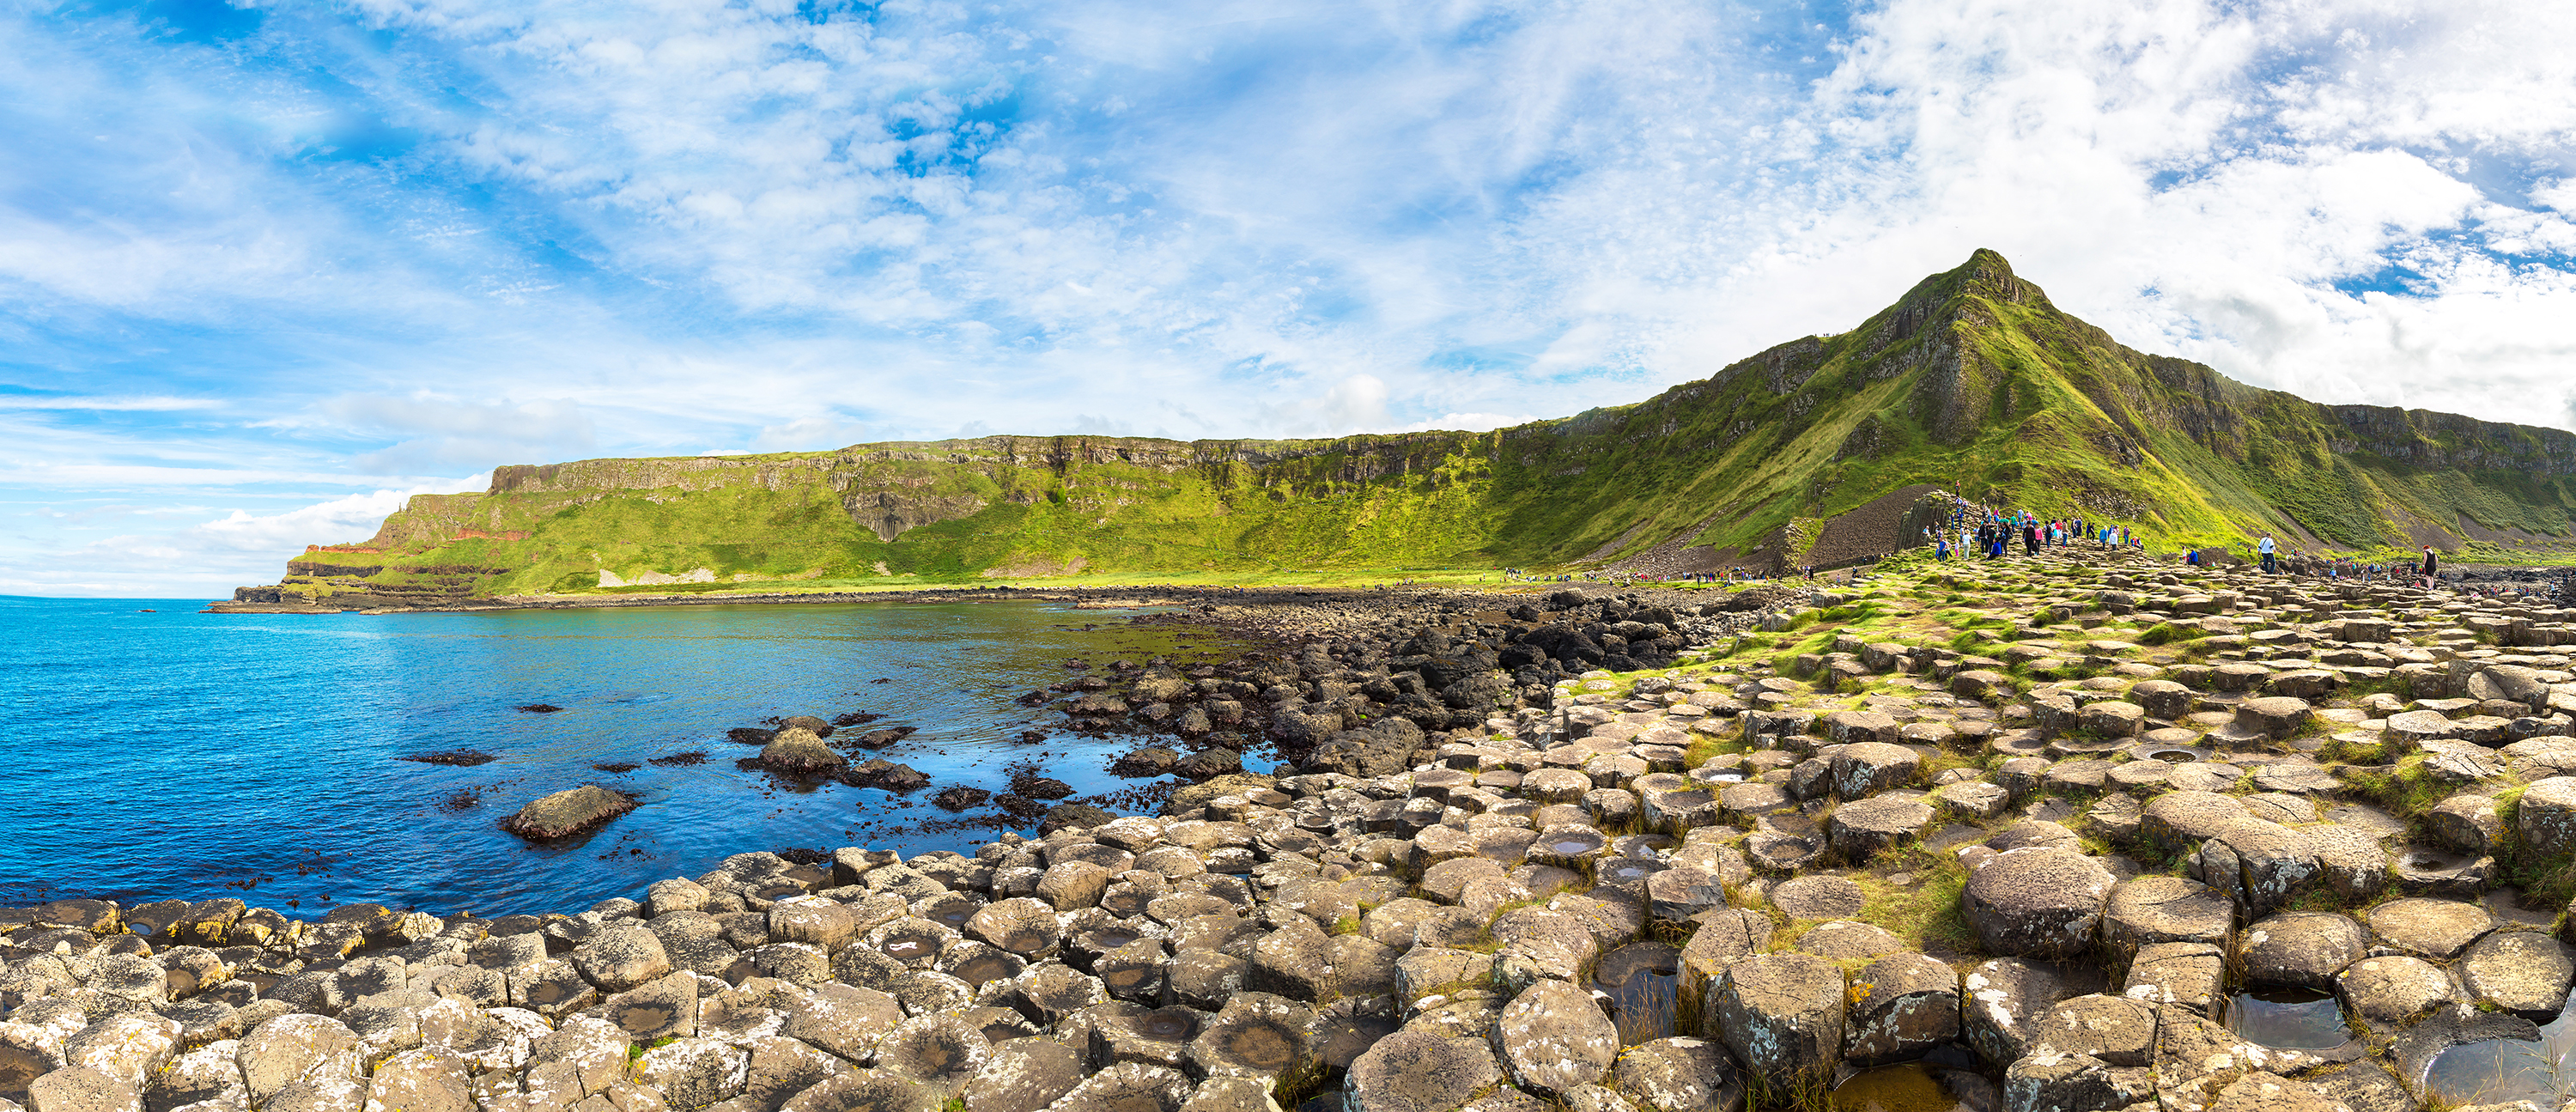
[1923,501,2143,562]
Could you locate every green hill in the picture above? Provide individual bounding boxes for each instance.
[236,250,2576,606]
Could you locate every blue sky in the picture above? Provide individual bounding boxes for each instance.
[6,0,2575,596]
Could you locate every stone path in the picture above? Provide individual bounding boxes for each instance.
[5,547,2576,1112]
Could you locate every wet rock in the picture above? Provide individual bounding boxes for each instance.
[2238,913,2365,990]
[1961,848,2113,959]
[499,786,636,841]
[763,728,848,775]
[1709,952,1843,1083]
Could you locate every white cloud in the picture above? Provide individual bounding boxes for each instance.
[192,477,486,552]
[6,0,2576,595]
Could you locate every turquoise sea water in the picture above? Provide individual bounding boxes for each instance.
[0,595,1237,916]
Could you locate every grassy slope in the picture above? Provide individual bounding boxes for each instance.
[262,252,2576,602]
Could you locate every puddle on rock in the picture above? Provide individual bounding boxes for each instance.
[1591,941,1680,1047]
[1598,860,1662,884]
[2440,990,2576,1106]
[2225,988,2356,1051]
[1832,1063,1975,1112]
[951,953,1017,987]
[2425,1039,2561,1107]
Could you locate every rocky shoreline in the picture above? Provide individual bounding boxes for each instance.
[15,550,2576,1112]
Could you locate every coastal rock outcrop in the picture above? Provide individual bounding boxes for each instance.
[498,786,637,841]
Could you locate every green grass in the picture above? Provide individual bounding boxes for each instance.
[254,250,2576,601]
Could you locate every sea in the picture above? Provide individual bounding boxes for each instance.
[0,594,1248,917]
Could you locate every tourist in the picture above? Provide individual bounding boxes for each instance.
[2257,533,2277,574]
[2420,545,2439,589]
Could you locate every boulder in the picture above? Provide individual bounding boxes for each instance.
[2002,1053,2153,1112]
[762,728,847,775]
[2367,897,2494,960]
[2123,942,2223,1015]
[1842,952,1959,1066]
[2100,876,2233,959]
[1960,848,2113,958]
[2515,776,2576,857]
[1708,953,1843,1083]
[2026,994,2156,1066]
[2334,956,2455,1026]
[499,786,636,841]
[1491,979,1616,1098]
[2459,929,2576,1020]
[1610,1036,1739,1112]
[1827,742,1919,799]
[1962,958,2073,1066]
[1343,1030,1500,1112]
[1826,797,1935,861]
[2190,818,2319,915]
[2140,792,2249,854]
[2238,913,2364,990]
[570,927,672,994]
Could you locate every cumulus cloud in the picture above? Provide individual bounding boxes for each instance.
[192,477,487,552]
[6,0,2576,593]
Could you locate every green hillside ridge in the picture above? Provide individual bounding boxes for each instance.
[241,250,2576,606]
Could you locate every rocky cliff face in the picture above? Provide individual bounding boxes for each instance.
[231,251,2576,605]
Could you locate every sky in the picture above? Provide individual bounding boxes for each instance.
[5,0,2574,597]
